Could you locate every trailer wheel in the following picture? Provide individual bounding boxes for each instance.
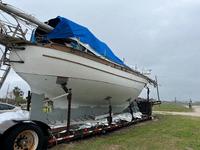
[3,123,46,150]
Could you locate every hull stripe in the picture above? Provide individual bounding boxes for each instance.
[43,54,147,85]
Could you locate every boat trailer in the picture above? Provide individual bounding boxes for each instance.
[47,88,161,147]
[0,2,161,149]
[0,87,161,149]
[48,96,161,148]
[48,114,152,147]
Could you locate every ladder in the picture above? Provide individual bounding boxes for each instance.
[0,2,32,90]
[0,49,10,89]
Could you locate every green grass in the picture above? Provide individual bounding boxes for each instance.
[50,115,200,150]
[193,102,200,106]
[153,103,192,112]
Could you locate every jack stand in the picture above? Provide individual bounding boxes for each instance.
[108,104,112,125]
[26,91,31,111]
[66,89,72,135]
[105,96,112,125]
[147,87,150,101]
[127,98,134,121]
[61,83,72,135]
[146,86,152,116]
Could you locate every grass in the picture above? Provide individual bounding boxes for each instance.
[153,102,192,112]
[193,102,200,106]
[50,115,200,150]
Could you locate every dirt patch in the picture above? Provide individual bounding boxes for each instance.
[185,147,194,150]
[104,144,123,150]
[154,106,200,117]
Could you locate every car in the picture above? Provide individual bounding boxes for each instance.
[0,102,21,113]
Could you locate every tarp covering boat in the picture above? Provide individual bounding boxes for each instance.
[32,16,125,66]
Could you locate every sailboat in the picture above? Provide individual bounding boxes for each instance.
[0,2,156,121]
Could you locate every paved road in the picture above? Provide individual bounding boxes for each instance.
[153,106,200,117]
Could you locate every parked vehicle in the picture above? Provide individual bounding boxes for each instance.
[0,102,21,114]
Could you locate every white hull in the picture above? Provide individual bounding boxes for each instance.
[10,45,148,120]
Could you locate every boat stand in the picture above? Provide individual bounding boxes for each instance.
[146,86,150,101]
[60,82,72,135]
[108,103,112,125]
[25,91,156,148]
[105,96,112,125]
[29,81,72,133]
[26,90,31,111]
[127,99,134,121]
[146,87,151,116]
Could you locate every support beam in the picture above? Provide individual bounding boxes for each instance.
[146,87,150,101]
[60,82,72,135]
[127,98,134,121]
[108,103,112,125]
[66,89,72,135]
[26,91,31,111]
[146,87,152,116]
[105,96,112,125]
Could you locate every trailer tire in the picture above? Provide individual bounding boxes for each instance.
[2,123,46,150]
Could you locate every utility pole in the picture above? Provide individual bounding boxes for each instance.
[5,84,10,103]
[155,76,160,101]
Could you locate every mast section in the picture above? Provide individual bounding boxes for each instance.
[0,2,53,33]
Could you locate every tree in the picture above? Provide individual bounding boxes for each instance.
[12,86,24,106]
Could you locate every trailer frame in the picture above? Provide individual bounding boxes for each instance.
[0,89,161,149]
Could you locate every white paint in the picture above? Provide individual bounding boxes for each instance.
[0,110,29,124]
[10,45,148,115]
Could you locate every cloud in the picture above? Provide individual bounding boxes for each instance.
[0,69,30,98]
[1,0,200,101]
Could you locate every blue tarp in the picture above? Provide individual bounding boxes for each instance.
[41,16,125,66]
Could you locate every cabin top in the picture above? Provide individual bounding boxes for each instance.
[32,16,125,66]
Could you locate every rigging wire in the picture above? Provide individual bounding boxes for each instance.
[0,11,13,25]
[0,46,4,53]
[17,18,36,30]
[5,3,38,27]
[13,49,23,62]
[0,11,36,40]
[0,18,15,26]
[0,8,36,29]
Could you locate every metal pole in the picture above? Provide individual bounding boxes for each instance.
[146,87,150,101]
[59,81,72,135]
[127,98,134,121]
[66,89,72,135]
[108,101,112,125]
[155,76,160,101]
[105,96,112,125]
[26,91,31,111]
